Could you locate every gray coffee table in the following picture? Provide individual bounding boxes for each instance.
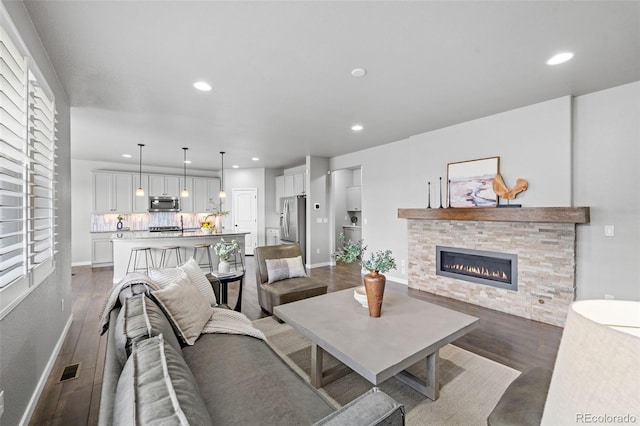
[274,288,479,400]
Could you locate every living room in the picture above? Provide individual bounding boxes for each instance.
[1,1,638,425]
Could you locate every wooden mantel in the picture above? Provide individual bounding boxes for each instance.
[397,207,590,224]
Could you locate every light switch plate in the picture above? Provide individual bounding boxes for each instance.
[604,225,615,237]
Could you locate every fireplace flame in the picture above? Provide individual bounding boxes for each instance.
[445,263,508,280]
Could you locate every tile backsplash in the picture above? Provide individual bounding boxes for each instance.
[91,212,212,232]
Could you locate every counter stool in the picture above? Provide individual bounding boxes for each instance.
[159,246,182,268]
[126,247,155,274]
[193,243,213,273]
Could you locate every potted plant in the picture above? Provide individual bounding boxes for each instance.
[334,233,397,317]
[213,239,239,273]
[116,214,124,230]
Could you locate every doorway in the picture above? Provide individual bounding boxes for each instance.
[330,166,362,255]
[232,188,258,255]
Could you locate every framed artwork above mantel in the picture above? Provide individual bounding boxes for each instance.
[447,156,500,208]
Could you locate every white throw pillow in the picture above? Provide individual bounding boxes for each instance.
[265,256,307,284]
[151,271,213,345]
[148,267,183,288]
[179,258,217,306]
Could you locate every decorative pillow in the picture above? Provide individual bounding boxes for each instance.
[114,335,212,426]
[179,258,218,306]
[149,259,217,306]
[151,271,213,345]
[148,267,183,288]
[114,293,182,366]
[265,256,307,284]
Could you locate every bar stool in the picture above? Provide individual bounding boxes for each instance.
[159,246,182,268]
[126,247,155,274]
[193,243,213,273]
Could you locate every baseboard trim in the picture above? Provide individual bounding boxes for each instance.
[72,261,91,267]
[306,261,332,269]
[20,313,73,426]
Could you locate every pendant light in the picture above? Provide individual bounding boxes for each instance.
[219,151,226,199]
[181,147,189,197]
[135,143,145,197]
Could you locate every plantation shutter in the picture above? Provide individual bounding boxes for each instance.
[0,25,28,287]
[27,70,56,267]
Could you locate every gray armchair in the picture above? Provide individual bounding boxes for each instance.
[254,244,328,318]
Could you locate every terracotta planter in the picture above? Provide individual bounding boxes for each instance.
[363,270,386,317]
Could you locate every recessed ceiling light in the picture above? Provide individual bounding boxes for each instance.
[184,160,192,164]
[232,165,239,169]
[122,154,132,158]
[193,81,212,91]
[351,124,364,132]
[251,157,259,161]
[351,68,367,77]
[546,52,574,66]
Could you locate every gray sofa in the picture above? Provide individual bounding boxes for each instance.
[99,283,405,425]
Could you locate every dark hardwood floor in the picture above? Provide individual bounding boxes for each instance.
[29,258,562,425]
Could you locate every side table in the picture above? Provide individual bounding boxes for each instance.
[207,271,244,312]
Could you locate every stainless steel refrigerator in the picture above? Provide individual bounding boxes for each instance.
[280,195,306,262]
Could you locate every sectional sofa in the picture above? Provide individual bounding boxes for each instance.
[98,268,404,425]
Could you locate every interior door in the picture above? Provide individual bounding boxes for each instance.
[232,188,258,255]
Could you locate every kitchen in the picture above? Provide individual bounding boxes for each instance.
[87,167,248,281]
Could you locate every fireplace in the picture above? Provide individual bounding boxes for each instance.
[436,246,518,291]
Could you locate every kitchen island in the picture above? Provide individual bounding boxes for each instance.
[111,231,248,283]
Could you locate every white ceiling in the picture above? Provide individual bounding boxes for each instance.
[23,1,640,171]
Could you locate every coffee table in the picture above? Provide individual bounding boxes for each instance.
[273,288,479,400]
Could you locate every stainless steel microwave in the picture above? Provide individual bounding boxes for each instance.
[148,196,180,212]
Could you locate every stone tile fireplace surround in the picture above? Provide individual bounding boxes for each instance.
[398,208,590,327]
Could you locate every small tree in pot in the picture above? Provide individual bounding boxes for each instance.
[334,233,397,317]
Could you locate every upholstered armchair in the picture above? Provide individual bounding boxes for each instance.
[254,244,328,318]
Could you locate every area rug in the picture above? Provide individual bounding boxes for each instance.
[252,317,520,426]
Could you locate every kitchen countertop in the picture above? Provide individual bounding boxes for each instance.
[342,225,362,228]
[110,230,247,240]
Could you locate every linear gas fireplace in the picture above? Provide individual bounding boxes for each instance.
[436,246,518,291]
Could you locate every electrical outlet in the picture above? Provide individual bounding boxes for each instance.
[0,390,5,420]
[316,248,320,254]
[323,218,327,223]
[604,294,614,300]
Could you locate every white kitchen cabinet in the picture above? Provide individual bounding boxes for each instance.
[343,226,362,243]
[280,173,306,198]
[91,233,113,266]
[293,173,305,195]
[149,175,181,197]
[193,178,219,212]
[284,174,294,197]
[275,175,284,212]
[346,186,361,211]
[93,172,133,213]
[266,227,281,245]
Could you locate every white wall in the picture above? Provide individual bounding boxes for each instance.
[306,156,331,266]
[330,97,572,284]
[573,82,640,300]
[1,2,72,424]
[71,159,218,265]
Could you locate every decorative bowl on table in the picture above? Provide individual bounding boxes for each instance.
[353,286,368,308]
